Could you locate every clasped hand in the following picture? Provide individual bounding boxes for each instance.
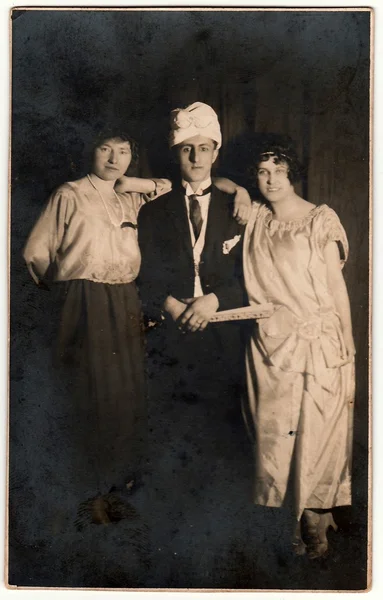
[164,294,219,332]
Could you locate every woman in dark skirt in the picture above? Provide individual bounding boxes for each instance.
[22,129,170,523]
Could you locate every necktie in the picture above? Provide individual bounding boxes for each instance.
[187,185,212,240]
[188,195,203,240]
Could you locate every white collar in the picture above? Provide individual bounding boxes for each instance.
[182,177,212,197]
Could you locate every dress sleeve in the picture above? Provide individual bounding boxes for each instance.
[119,192,145,221]
[118,191,161,223]
[317,205,349,267]
[22,186,75,284]
[120,191,158,215]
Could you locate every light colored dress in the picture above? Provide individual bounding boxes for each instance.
[243,202,355,519]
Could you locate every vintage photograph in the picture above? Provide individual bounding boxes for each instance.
[8,7,371,591]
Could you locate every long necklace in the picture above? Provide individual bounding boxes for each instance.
[87,174,125,228]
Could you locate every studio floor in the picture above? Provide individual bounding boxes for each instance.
[8,284,369,591]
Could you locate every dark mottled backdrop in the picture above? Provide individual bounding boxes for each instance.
[9,9,370,590]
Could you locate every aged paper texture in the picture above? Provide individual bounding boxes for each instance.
[7,4,372,593]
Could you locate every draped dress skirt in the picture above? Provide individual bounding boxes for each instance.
[242,203,355,519]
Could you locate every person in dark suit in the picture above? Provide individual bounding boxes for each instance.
[138,101,247,401]
[137,105,250,560]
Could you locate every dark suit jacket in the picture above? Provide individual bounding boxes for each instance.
[137,183,246,321]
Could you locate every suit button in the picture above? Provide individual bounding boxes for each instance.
[205,284,210,288]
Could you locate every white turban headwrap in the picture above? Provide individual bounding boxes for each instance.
[169,102,222,149]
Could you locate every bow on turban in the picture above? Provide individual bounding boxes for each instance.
[169,102,222,149]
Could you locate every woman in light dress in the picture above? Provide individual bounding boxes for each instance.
[242,136,355,559]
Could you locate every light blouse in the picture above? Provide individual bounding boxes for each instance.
[23,176,150,285]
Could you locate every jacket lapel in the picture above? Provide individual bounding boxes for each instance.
[203,186,228,261]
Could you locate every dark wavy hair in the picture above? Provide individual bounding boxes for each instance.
[247,134,305,192]
[91,128,139,165]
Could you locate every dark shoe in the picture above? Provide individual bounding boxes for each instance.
[91,495,112,525]
[103,493,139,523]
[75,495,111,528]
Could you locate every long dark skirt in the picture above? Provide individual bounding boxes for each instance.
[54,279,146,497]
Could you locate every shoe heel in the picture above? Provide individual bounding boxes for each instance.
[330,515,338,532]
[325,513,338,532]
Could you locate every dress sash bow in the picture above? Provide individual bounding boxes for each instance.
[259,305,348,393]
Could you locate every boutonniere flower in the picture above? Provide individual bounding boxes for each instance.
[222,234,241,255]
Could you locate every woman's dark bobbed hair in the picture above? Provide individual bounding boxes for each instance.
[248,133,305,186]
[90,127,139,167]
